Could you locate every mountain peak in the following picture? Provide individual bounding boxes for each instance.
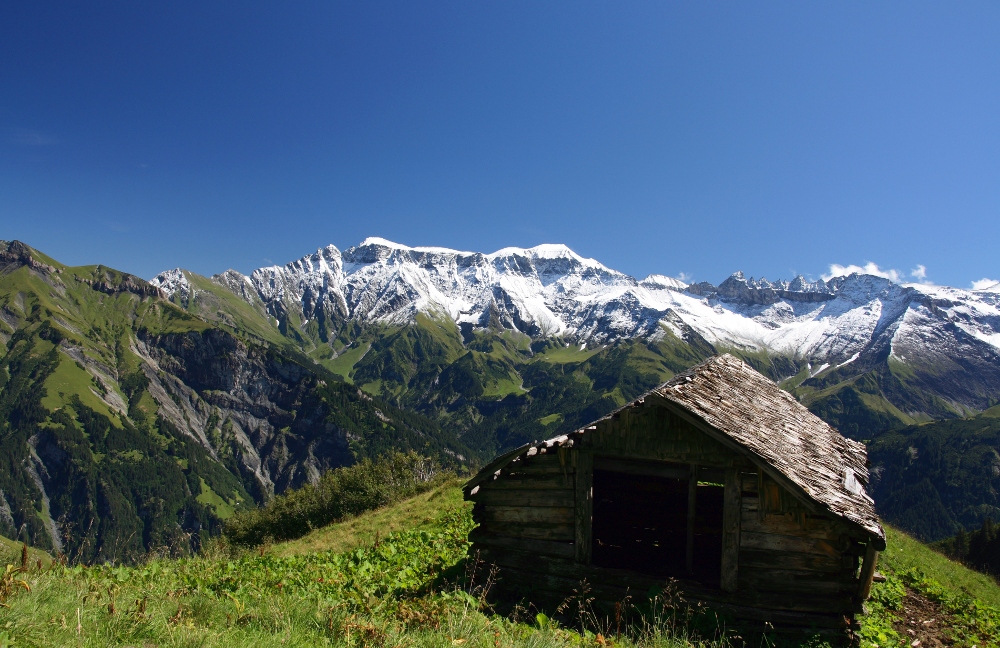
[488,243,610,271]
[151,238,1000,363]
[353,237,472,256]
[640,274,688,291]
[150,268,192,299]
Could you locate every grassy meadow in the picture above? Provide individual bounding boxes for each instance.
[1,483,999,647]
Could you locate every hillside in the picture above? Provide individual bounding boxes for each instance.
[863,525,1000,646]
[1,485,999,646]
[868,410,1000,541]
[0,240,470,562]
[152,241,1000,521]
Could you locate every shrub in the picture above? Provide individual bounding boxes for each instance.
[224,452,448,546]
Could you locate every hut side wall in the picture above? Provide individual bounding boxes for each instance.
[469,448,665,604]
[736,471,868,617]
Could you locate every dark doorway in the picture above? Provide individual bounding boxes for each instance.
[590,468,723,586]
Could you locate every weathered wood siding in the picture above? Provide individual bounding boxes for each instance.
[586,403,734,466]
[468,449,577,559]
[736,471,867,616]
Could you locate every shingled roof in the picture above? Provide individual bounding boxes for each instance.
[467,353,885,549]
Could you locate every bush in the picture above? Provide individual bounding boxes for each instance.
[223,452,448,546]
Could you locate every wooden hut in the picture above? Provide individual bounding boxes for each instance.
[464,354,885,630]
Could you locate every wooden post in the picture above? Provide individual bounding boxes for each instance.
[720,467,741,592]
[856,540,880,602]
[574,450,593,564]
[686,464,697,574]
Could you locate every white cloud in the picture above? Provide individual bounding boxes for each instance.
[910,265,931,284]
[972,278,1000,291]
[676,272,692,283]
[822,262,932,284]
[822,262,905,283]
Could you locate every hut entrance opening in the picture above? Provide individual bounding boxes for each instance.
[590,465,724,586]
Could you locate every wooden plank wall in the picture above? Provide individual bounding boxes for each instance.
[468,450,577,561]
[736,471,867,616]
[588,404,733,466]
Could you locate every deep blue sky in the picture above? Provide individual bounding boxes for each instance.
[2,2,998,287]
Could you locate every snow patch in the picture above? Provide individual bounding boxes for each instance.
[150,268,192,299]
[640,274,688,291]
[836,352,861,370]
[809,363,830,377]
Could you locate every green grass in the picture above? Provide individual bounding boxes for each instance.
[325,342,371,382]
[360,378,383,396]
[0,483,739,648]
[880,525,1000,608]
[40,355,122,424]
[197,478,237,520]
[182,271,288,347]
[856,392,918,426]
[0,489,719,647]
[0,534,52,567]
[413,313,467,364]
[271,482,466,558]
[533,344,602,364]
[13,481,1000,647]
[538,413,563,427]
[860,525,1000,647]
[480,371,527,398]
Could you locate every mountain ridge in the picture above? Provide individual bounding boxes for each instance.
[153,238,1000,428]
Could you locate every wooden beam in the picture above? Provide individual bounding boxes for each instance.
[856,541,879,602]
[574,449,593,564]
[469,489,575,508]
[686,464,697,574]
[721,466,741,592]
[468,531,575,559]
[593,456,689,479]
[476,521,575,542]
[592,455,725,482]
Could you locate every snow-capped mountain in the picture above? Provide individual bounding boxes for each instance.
[152,237,1000,368]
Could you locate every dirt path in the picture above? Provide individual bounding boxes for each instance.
[893,588,956,648]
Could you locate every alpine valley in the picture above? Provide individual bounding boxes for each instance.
[2,237,1000,561]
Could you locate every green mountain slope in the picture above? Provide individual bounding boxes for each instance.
[162,274,729,457]
[868,410,1000,542]
[0,241,469,562]
[11,239,1000,565]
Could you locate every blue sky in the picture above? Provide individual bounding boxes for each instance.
[2,2,998,288]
